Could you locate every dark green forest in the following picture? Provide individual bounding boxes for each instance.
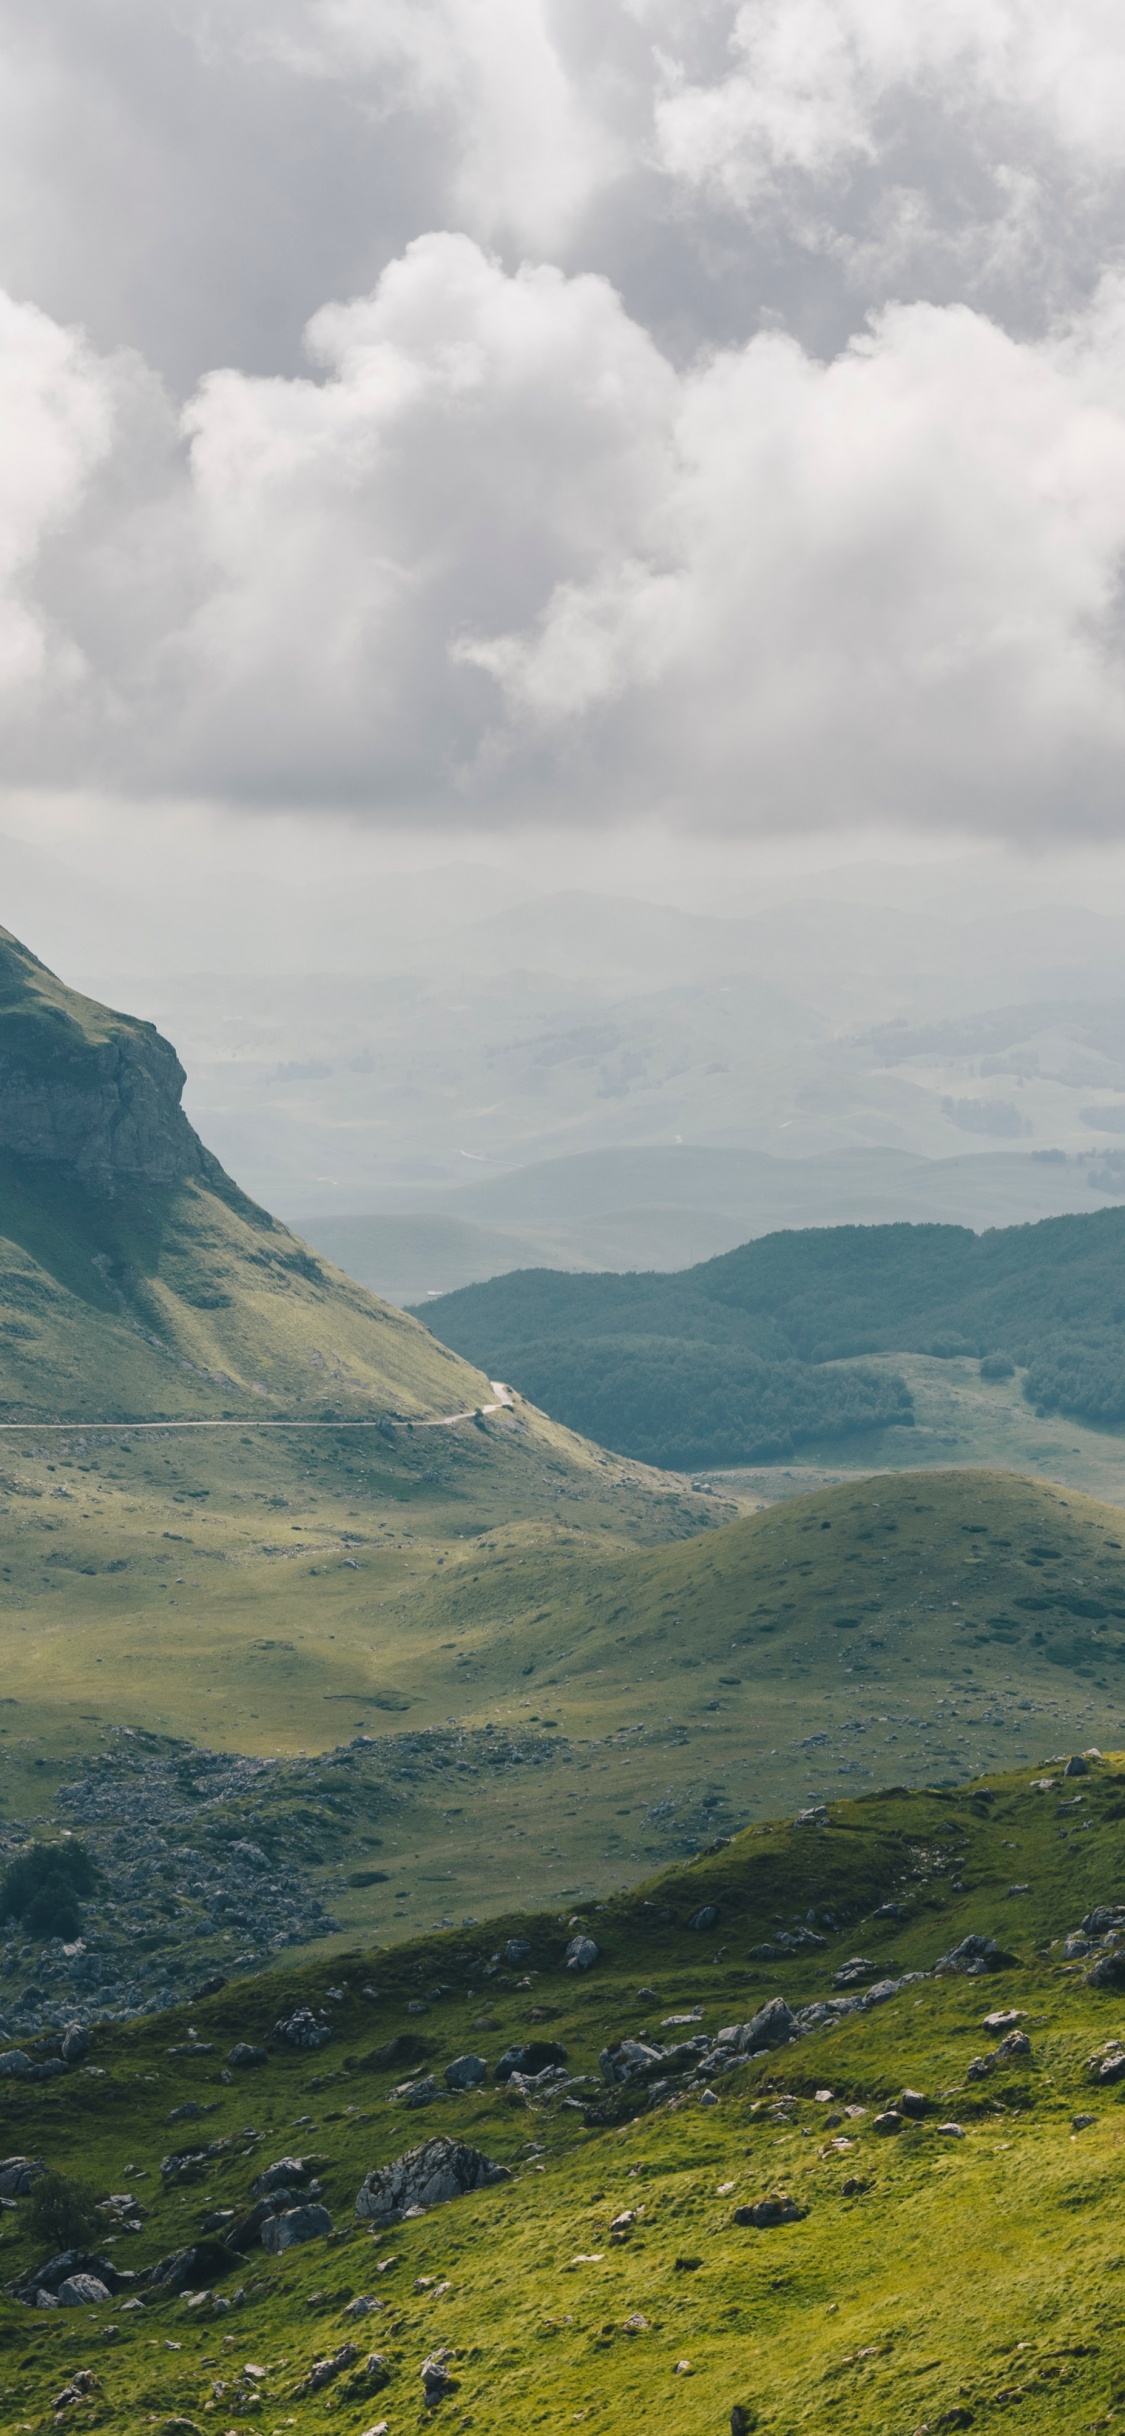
[417,1204,1125,1467]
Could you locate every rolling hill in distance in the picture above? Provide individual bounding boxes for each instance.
[416,1205,1125,1471]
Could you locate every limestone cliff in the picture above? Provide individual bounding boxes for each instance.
[0,928,208,1195]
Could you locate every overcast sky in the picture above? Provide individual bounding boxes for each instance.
[3,0,1125,860]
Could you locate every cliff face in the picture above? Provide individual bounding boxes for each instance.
[0,928,207,1195]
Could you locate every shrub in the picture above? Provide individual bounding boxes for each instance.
[27,2170,100,2253]
[0,1840,96,1940]
[980,1351,1016,1381]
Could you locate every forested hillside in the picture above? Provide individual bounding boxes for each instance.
[418,1205,1125,1466]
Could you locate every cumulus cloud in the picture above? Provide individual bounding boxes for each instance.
[2,237,1125,833]
[2,2,1125,838]
[0,293,115,697]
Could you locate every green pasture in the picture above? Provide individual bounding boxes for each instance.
[4,1766,1125,2429]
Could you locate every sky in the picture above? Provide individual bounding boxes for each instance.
[3,0,1125,889]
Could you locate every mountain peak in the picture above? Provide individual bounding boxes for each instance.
[0,925,207,1196]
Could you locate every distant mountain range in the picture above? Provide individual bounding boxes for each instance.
[416,1205,1125,1469]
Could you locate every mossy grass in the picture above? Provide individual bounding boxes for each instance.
[3,1764,1125,2429]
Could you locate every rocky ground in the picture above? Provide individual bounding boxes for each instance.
[0,1719,597,2043]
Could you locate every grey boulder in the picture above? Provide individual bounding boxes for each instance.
[688,1906,719,1932]
[0,2155,45,2197]
[566,1936,599,1972]
[1087,1952,1125,1992]
[251,2156,314,2199]
[733,2194,806,2228]
[740,1996,798,2053]
[227,2042,268,2069]
[274,2007,332,2052]
[444,2055,487,2090]
[260,2203,333,2253]
[57,2274,111,2307]
[355,2135,509,2226]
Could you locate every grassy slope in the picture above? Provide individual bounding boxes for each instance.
[6,1458,1125,1941]
[0,923,495,1422]
[0,1159,498,1424]
[5,1764,1125,2431]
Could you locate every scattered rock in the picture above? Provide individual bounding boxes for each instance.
[294,2341,361,2395]
[832,1958,879,1989]
[732,2194,806,2228]
[1087,1953,1125,1992]
[401,2077,440,2109]
[60,2024,91,2063]
[873,2110,902,2134]
[503,1940,532,1967]
[495,2041,567,2083]
[274,2008,332,2052]
[0,2050,34,2077]
[934,1935,1017,1977]
[996,2029,1031,2060]
[251,2156,315,2199]
[742,1997,799,2052]
[981,2010,1024,2034]
[966,2056,992,2082]
[1083,1907,1125,1937]
[260,2204,333,2253]
[565,1936,599,1972]
[52,2369,98,2408]
[688,1906,719,1932]
[227,2042,268,2069]
[936,2122,965,2138]
[148,2241,240,2293]
[14,2249,121,2305]
[355,2137,509,2226]
[1073,2112,1097,2130]
[194,1973,227,2000]
[57,2274,111,2307]
[444,2055,487,2091]
[1064,1754,1091,1777]
[900,2090,927,2118]
[1086,2040,1125,2084]
[0,2154,45,2196]
[420,2346,457,2404]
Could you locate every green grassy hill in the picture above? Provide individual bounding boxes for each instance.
[4,1760,1125,2432]
[416,1203,1125,1466]
[4,1464,1125,1958]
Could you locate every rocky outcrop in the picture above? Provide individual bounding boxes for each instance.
[0,928,209,1196]
[355,2136,508,2225]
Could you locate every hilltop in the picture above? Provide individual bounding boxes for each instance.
[417,1202,1125,1466]
[0,924,494,1424]
[3,1759,1125,2430]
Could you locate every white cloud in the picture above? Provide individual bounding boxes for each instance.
[0,293,115,697]
[2,240,1125,837]
[654,0,1125,205]
[189,0,623,254]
